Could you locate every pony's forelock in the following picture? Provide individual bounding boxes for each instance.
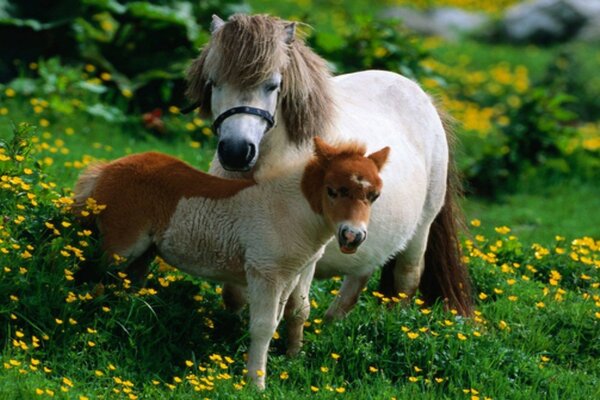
[186,14,335,144]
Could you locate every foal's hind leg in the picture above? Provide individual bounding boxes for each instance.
[124,245,157,285]
[222,283,247,314]
[284,263,316,356]
[379,223,431,300]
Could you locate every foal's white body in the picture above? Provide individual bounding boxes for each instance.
[213,70,448,318]
[160,173,329,286]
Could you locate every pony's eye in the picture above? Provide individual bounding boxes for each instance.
[265,83,279,92]
[368,192,380,203]
[327,187,337,198]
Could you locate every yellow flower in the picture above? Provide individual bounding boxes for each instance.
[369,366,378,373]
[335,387,346,393]
[280,371,289,380]
[470,219,481,227]
[5,88,16,97]
[311,386,319,392]
[407,332,419,340]
[478,292,488,300]
[331,353,340,360]
[457,333,467,341]
[494,226,511,235]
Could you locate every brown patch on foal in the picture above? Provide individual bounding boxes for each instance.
[74,152,255,256]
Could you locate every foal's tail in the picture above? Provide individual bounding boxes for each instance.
[419,113,473,317]
[71,162,107,220]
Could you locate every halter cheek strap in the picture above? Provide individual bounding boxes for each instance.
[212,106,275,133]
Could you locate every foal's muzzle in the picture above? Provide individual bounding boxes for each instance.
[337,225,367,254]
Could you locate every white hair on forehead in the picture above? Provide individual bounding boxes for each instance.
[350,174,372,188]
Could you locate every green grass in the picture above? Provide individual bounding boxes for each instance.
[1,90,599,399]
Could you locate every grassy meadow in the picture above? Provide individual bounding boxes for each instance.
[1,7,600,400]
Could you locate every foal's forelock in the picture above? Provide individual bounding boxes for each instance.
[186,14,335,145]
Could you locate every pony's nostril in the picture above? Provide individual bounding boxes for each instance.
[246,143,256,163]
[218,139,256,171]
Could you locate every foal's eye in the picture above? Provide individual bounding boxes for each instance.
[368,192,380,203]
[327,187,337,199]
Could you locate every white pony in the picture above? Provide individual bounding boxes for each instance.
[72,138,388,389]
[185,14,472,319]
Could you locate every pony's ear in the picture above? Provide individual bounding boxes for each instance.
[368,146,390,171]
[313,137,338,163]
[211,14,225,34]
[283,22,296,44]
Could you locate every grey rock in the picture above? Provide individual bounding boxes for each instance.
[380,6,490,40]
[500,0,600,43]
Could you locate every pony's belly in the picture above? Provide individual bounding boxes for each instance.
[315,188,423,278]
[316,230,409,279]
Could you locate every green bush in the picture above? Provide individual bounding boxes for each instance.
[0,0,240,108]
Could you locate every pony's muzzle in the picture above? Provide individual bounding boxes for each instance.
[217,138,257,171]
[337,224,367,254]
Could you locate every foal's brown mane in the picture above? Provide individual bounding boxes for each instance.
[185,14,334,144]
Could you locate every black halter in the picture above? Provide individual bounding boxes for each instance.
[212,106,275,133]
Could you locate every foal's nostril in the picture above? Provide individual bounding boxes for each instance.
[338,226,367,250]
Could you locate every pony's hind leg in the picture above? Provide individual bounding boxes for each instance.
[379,223,431,300]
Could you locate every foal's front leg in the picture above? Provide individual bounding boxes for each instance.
[246,268,285,390]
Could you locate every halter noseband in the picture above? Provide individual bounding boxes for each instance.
[212,106,275,133]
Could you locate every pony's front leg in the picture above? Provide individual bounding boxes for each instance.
[284,262,316,356]
[246,269,284,390]
[324,273,372,321]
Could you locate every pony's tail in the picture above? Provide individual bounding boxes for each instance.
[71,162,107,221]
[418,112,473,317]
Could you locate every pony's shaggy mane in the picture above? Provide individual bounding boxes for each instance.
[186,14,335,144]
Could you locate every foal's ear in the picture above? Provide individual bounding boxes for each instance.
[368,147,390,171]
[313,137,337,163]
[283,22,296,44]
[211,14,225,34]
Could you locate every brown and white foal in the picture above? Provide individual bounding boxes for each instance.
[72,137,389,389]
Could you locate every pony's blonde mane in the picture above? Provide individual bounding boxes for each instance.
[186,14,335,144]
